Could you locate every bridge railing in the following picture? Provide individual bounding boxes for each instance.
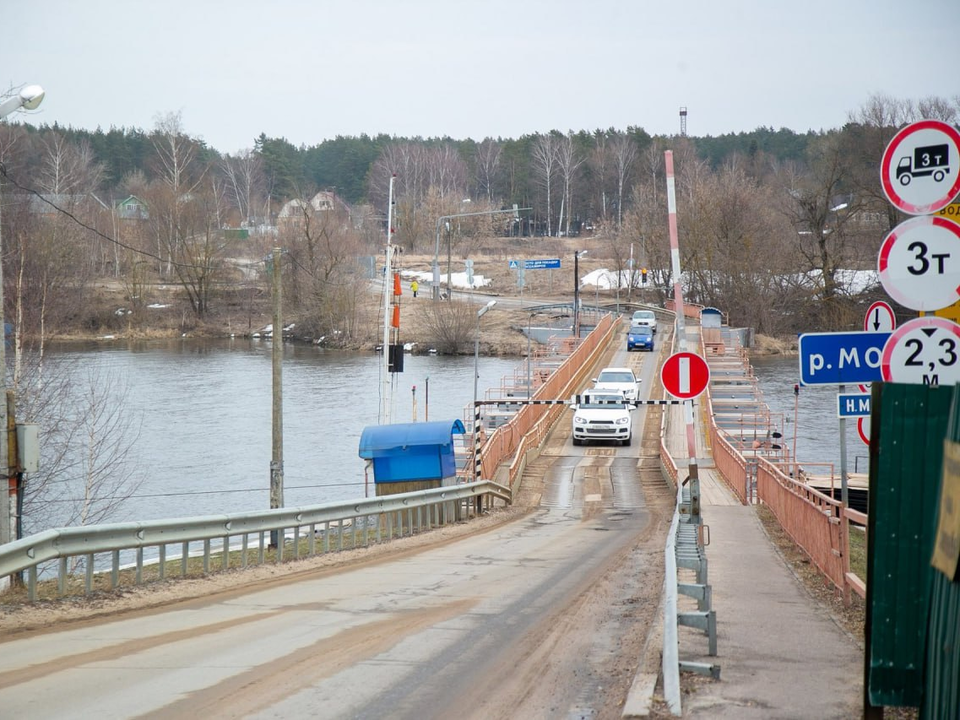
[477,314,618,492]
[699,332,867,600]
[0,481,511,603]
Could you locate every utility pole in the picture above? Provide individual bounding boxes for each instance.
[0,176,8,550]
[270,246,284,548]
[381,175,396,424]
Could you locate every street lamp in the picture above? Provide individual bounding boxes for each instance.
[432,206,531,300]
[0,84,44,549]
[0,85,45,120]
[574,250,588,338]
[473,300,496,481]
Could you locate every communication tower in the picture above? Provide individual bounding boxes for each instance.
[679,106,688,137]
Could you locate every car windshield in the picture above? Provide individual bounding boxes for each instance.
[630,326,652,335]
[633,311,655,320]
[581,394,626,409]
[597,371,635,383]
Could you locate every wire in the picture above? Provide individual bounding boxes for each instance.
[1,163,237,273]
[35,481,367,504]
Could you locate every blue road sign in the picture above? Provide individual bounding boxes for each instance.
[508,259,520,269]
[798,331,891,385]
[837,393,871,417]
[524,258,561,269]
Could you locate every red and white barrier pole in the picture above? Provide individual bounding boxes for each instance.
[665,150,701,524]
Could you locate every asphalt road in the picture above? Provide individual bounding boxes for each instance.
[0,333,671,719]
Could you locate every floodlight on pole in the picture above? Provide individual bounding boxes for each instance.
[431,207,531,300]
[574,250,588,338]
[0,85,45,120]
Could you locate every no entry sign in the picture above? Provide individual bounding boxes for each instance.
[661,351,710,399]
[881,119,960,215]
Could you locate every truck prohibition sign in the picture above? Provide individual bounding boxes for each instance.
[897,143,950,185]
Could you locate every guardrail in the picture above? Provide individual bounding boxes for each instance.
[1,481,511,602]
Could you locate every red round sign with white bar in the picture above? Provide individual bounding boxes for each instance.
[881,316,960,385]
[877,215,960,311]
[881,119,960,215]
[661,351,710,399]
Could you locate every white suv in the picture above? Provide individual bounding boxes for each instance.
[593,367,640,402]
[572,388,632,446]
[631,309,657,334]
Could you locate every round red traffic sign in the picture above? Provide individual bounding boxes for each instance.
[881,119,960,215]
[881,316,960,385]
[661,351,710,399]
[864,300,896,333]
[857,416,870,446]
[877,215,960,311]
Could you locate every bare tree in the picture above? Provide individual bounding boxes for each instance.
[557,132,584,238]
[282,192,368,342]
[150,111,206,276]
[421,300,476,355]
[474,138,502,204]
[221,149,265,225]
[589,130,610,224]
[776,134,864,328]
[610,133,637,229]
[531,134,559,237]
[16,359,144,536]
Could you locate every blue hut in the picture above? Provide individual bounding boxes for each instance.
[358,420,465,491]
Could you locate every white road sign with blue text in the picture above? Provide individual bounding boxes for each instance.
[799,331,890,386]
[837,393,871,418]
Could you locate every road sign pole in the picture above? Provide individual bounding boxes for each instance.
[838,384,849,509]
[665,151,700,525]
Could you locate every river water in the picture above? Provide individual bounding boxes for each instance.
[25,342,855,536]
[27,339,520,533]
[751,355,869,475]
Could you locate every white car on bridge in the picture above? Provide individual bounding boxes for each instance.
[572,388,633,446]
[592,366,640,402]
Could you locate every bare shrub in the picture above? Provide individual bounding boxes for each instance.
[421,301,476,354]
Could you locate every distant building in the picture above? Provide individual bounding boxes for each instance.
[114,195,149,220]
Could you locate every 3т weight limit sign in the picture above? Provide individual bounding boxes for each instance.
[878,215,960,311]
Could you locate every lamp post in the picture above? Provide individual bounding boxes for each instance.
[473,300,496,482]
[432,206,531,300]
[573,250,587,338]
[0,84,44,550]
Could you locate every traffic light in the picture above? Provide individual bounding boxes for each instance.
[641,267,648,284]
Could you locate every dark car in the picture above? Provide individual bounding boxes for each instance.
[627,324,654,352]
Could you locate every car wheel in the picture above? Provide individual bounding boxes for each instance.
[623,434,632,446]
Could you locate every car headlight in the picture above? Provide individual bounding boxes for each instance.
[616,417,629,425]
[574,416,586,425]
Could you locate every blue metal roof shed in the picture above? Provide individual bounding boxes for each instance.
[358,420,465,483]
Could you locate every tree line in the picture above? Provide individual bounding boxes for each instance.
[1,93,958,347]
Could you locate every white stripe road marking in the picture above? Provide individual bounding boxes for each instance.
[679,356,690,395]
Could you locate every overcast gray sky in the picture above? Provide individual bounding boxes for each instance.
[3,0,957,155]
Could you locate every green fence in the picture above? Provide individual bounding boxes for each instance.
[866,381,960,716]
